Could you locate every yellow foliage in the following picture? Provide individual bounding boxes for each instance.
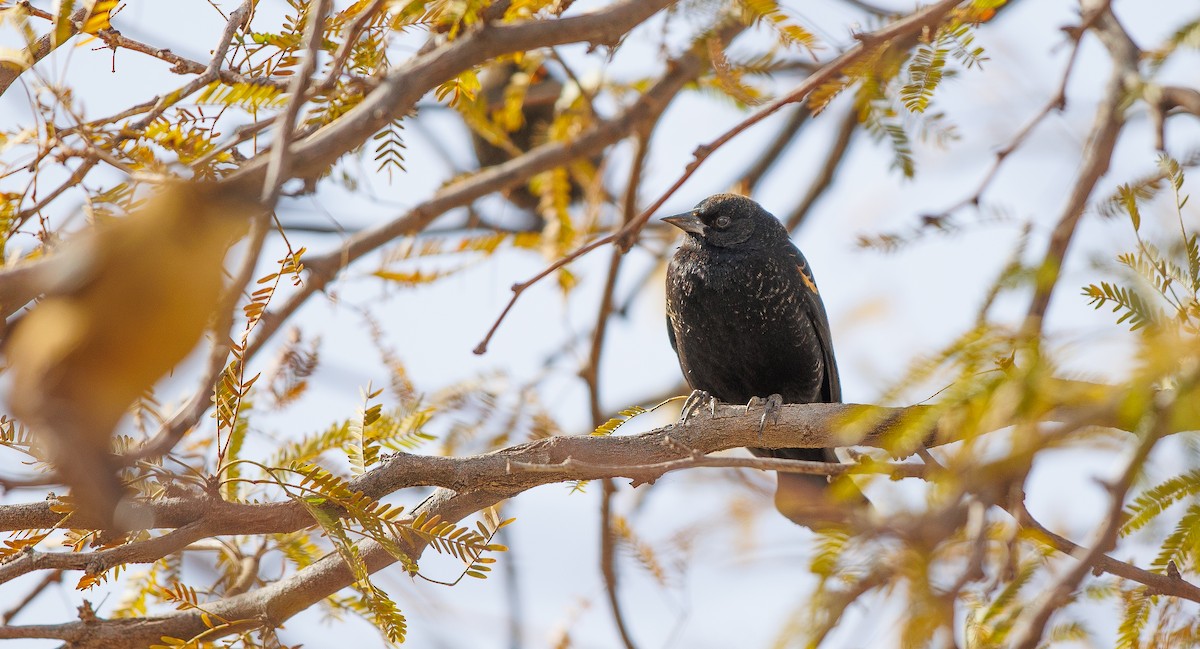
[81,0,118,34]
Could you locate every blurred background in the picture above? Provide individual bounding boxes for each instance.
[1,0,1198,646]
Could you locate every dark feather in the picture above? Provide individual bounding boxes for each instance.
[664,193,860,527]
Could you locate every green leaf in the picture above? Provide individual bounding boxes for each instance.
[1123,468,1200,536]
[901,44,948,113]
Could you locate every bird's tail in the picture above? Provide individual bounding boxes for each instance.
[749,447,869,529]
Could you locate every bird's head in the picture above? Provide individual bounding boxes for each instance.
[662,193,787,249]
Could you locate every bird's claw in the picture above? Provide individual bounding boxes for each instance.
[680,389,717,422]
[747,394,784,441]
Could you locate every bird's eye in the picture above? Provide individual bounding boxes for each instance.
[714,215,731,228]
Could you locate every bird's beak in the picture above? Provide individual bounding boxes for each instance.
[662,211,706,236]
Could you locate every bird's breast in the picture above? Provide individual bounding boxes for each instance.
[666,247,825,403]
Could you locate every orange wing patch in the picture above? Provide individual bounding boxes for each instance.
[798,262,819,295]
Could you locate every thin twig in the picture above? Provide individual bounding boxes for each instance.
[931,3,1105,219]
[0,569,62,624]
[11,158,97,232]
[261,0,332,203]
[734,104,809,196]
[600,479,639,649]
[1024,0,1136,329]
[314,0,387,94]
[94,28,283,91]
[127,1,254,134]
[1008,400,1170,649]
[786,104,858,232]
[590,133,652,649]
[0,522,211,586]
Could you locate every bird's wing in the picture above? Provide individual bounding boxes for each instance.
[809,305,842,403]
[788,245,842,404]
[666,313,679,354]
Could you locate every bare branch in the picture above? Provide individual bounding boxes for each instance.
[1008,412,1163,649]
[1011,500,1200,602]
[1024,0,1139,328]
[786,105,858,232]
[93,28,285,92]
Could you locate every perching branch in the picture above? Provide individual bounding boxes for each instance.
[3,400,941,646]
[1,367,1196,646]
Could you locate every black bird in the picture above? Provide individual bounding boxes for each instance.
[664,193,854,528]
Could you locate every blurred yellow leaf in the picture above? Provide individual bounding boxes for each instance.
[6,182,256,525]
[81,0,118,34]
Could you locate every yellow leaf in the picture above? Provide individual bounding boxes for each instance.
[7,182,257,525]
[82,0,119,34]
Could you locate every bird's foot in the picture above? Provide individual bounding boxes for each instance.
[747,394,784,440]
[680,389,717,422]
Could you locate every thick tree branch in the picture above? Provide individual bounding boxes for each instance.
[5,401,919,534]
[6,373,1176,535]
